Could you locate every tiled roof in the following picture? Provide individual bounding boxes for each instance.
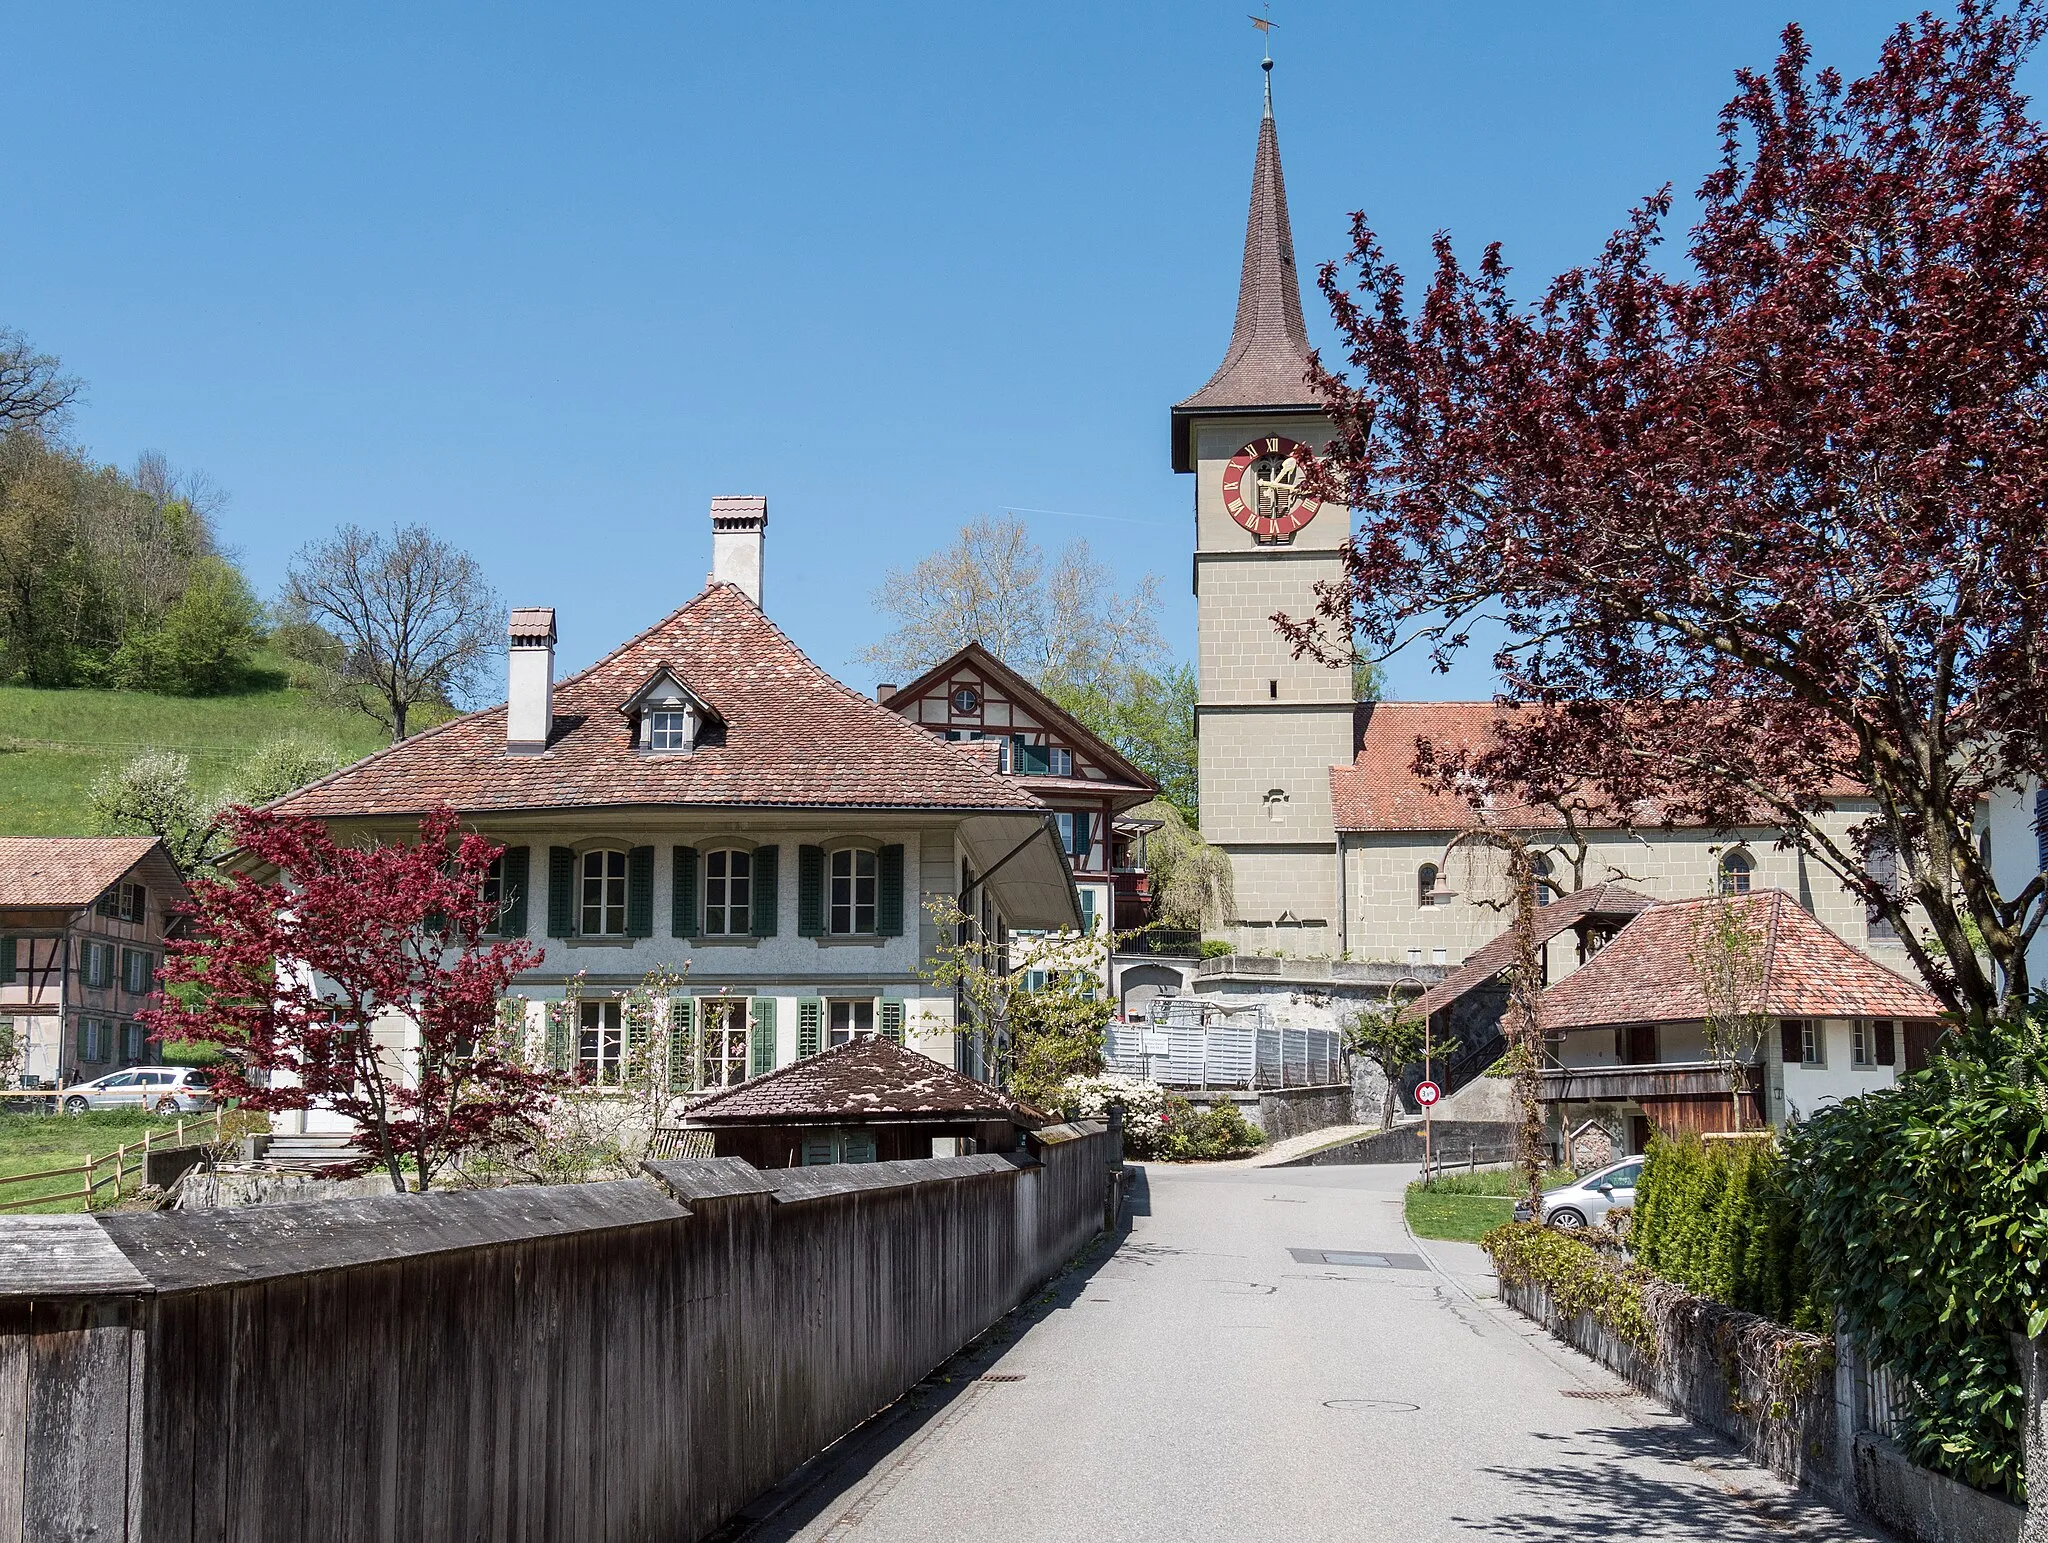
[0,838,162,908]
[1412,883,1656,1021]
[1331,701,1863,834]
[682,1037,1039,1124]
[1538,890,1944,1030]
[268,585,1048,819]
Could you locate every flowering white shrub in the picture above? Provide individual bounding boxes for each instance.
[1055,1073,1169,1127]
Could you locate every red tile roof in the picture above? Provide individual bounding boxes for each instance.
[1538,890,1943,1030]
[1412,883,1656,1021]
[1332,701,1863,834]
[268,585,1048,819]
[0,838,163,909]
[682,1037,1039,1124]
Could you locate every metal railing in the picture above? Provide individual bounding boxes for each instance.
[1106,999,1343,1089]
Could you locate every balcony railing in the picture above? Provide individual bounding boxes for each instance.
[1537,1060,1760,1102]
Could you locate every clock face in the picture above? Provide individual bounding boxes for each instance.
[1220,435,1322,541]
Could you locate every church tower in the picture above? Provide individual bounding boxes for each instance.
[1173,58,1350,957]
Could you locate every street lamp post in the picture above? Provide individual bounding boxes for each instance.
[1434,827,1548,1219]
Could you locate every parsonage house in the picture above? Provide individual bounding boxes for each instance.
[0,837,190,1089]
[261,501,1080,1133]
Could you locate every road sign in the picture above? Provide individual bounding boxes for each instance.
[1415,1080,1442,1107]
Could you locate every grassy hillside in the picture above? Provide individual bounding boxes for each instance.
[0,655,392,835]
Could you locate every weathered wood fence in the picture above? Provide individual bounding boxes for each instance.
[0,1120,1116,1542]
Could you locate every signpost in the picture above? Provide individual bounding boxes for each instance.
[1415,1080,1441,1107]
[1416,1078,1441,1180]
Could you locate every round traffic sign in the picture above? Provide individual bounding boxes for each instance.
[1415,1080,1442,1107]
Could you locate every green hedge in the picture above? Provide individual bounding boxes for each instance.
[1784,1011,2048,1504]
[1632,1133,1818,1329]
[1483,1221,1654,1354]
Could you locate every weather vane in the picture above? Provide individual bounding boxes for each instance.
[1249,5,1276,63]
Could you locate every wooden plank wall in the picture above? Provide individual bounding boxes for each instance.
[0,1127,1112,1543]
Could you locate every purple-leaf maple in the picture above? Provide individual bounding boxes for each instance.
[143,805,552,1192]
[1289,1,2048,1019]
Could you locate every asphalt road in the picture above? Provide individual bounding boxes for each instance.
[731,1162,1880,1543]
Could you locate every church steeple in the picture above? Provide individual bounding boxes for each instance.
[1171,58,1319,473]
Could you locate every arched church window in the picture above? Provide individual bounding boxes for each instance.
[1531,853,1558,906]
[1717,849,1754,895]
[1418,863,1440,909]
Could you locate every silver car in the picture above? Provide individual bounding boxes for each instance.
[60,1067,215,1116]
[1517,1155,1643,1230]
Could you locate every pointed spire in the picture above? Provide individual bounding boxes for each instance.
[1171,59,1320,470]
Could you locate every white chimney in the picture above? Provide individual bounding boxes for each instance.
[710,495,767,605]
[506,607,556,753]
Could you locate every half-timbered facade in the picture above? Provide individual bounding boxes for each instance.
[0,838,189,1088]
[879,644,1158,939]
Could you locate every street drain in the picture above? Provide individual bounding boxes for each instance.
[1322,1398,1419,1413]
[979,1374,1026,1383]
[1560,1388,1627,1400]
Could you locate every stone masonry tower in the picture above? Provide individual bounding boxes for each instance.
[1172,59,1349,957]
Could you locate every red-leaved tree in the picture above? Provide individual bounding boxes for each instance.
[1290,1,2048,1020]
[144,805,551,1192]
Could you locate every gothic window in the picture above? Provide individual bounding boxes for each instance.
[1867,838,1899,940]
[1717,849,1753,895]
[1417,863,1440,909]
[1532,853,1558,906]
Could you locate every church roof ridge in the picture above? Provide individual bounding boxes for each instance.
[1171,65,1321,470]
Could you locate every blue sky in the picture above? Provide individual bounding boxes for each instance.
[4,2,1962,700]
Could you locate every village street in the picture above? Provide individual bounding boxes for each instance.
[735,1163,1882,1543]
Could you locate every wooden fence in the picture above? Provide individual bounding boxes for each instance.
[0,1120,1116,1543]
[0,1107,228,1214]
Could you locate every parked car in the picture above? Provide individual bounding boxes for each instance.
[1514,1155,1644,1229]
[59,1067,214,1116]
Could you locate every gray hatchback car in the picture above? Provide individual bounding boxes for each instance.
[1515,1155,1644,1229]
[60,1067,214,1115]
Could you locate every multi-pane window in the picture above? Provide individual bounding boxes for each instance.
[704,849,752,934]
[481,855,504,919]
[1417,864,1440,909]
[1718,850,1753,895]
[829,849,877,935]
[80,941,114,990]
[120,1022,146,1063]
[1047,747,1074,777]
[648,710,688,751]
[121,949,153,996]
[828,999,875,1047]
[581,850,628,936]
[1798,1019,1824,1067]
[119,883,147,924]
[702,999,749,1086]
[578,1000,625,1083]
[1055,812,1093,868]
[1851,1020,1872,1067]
[1867,839,1899,940]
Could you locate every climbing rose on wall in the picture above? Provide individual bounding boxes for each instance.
[143,804,552,1192]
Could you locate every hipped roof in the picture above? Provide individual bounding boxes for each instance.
[682,1037,1041,1126]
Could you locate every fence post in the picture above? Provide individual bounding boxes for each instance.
[1834,1321,1862,1503]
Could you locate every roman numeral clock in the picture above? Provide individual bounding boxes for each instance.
[1219,435,1323,542]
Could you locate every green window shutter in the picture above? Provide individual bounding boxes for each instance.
[500,846,530,937]
[668,998,696,1092]
[750,845,779,937]
[749,997,777,1077]
[876,844,905,936]
[797,846,825,937]
[626,846,655,938]
[1079,886,1097,935]
[0,936,15,985]
[797,998,823,1058]
[546,1002,572,1071]
[671,846,699,937]
[548,847,576,937]
[879,999,904,1044]
[95,890,118,919]
[76,1018,92,1060]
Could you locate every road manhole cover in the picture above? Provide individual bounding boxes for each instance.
[1322,1398,1420,1412]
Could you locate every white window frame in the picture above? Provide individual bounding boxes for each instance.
[1800,1019,1825,1067]
[827,998,876,1047]
[1851,1019,1872,1067]
[578,999,625,1084]
[828,848,878,936]
[701,998,749,1087]
[647,709,689,752]
[1047,747,1074,777]
[580,849,629,937]
[118,882,147,924]
[704,848,753,936]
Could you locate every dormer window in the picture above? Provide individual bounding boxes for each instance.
[648,710,689,751]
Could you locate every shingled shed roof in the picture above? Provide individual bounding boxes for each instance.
[0,838,164,909]
[267,585,1047,819]
[1411,883,1656,1022]
[682,1038,1041,1126]
[1171,77,1321,471]
[1538,890,1943,1031]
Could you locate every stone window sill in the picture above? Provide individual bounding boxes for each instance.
[689,934,762,949]
[562,935,639,949]
[811,935,890,948]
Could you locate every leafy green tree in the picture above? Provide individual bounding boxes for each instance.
[90,737,346,874]
[1344,1000,1430,1129]
[1045,663,1198,821]
[1134,800,1234,936]
[113,556,260,694]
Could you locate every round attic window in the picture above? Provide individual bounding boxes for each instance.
[950,687,981,716]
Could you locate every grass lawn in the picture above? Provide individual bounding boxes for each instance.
[1404,1166,1578,1244]
[0,1110,208,1213]
[0,655,394,835]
